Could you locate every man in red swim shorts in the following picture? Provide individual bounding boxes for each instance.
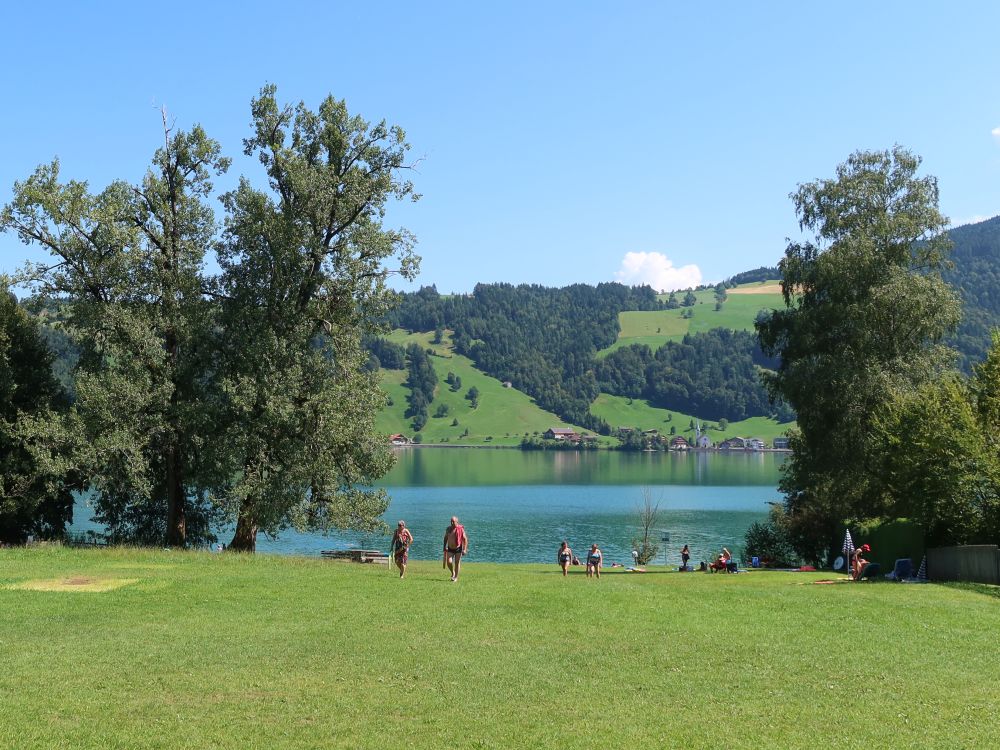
[442,516,468,582]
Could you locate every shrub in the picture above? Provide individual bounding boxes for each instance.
[744,507,797,567]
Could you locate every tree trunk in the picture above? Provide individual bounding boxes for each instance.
[228,509,258,553]
[163,319,186,547]
[165,441,186,547]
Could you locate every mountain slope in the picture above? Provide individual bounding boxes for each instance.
[944,214,1000,367]
[375,330,592,445]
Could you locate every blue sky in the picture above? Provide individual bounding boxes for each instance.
[2,1,1000,293]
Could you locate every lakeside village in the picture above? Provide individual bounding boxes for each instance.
[390,422,791,451]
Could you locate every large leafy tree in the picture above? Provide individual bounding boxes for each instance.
[0,292,76,543]
[215,86,419,552]
[756,147,961,562]
[1,119,229,546]
[1,89,418,550]
[873,330,1000,546]
[874,373,996,546]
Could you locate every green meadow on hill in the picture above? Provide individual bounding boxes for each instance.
[601,283,785,356]
[590,394,793,443]
[376,283,792,443]
[375,330,590,445]
[2,548,997,749]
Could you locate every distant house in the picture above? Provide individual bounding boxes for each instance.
[389,433,411,446]
[719,436,747,450]
[773,436,791,450]
[670,435,690,450]
[748,438,766,451]
[501,381,513,388]
[642,428,660,436]
[543,428,579,441]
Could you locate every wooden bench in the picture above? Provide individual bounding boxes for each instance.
[321,549,389,564]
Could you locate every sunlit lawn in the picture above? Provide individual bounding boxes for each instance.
[3,547,996,749]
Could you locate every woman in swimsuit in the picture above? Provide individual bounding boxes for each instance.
[586,543,603,579]
[681,544,690,571]
[391,520,413,578]
[557,540,573,577]
[852,543,871,580]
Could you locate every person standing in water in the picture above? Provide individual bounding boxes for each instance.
[391,520,413,578]
[557,540,573,577]
[443,516,468,582]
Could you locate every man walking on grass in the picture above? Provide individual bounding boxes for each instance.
[443,516,469,582]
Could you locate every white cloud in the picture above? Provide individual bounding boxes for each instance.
[614,251,702,292]
[992,126,1000,138]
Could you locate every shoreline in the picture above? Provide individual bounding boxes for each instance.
[392,443,793,453]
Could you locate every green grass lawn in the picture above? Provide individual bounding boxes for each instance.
[376,330,592,445]
[2,548,997,749]
[591,393,794,443]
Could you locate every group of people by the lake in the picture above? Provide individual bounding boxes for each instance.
[389,515,469,581]
[556,541,603,577]
[388,523,876,581]
[388,521,760,581]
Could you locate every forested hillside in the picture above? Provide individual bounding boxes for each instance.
[596,329,794,422]
[389,282,787,432]
[944,214,1000,367]
[390,283,663,431]
[25,212,1000,442]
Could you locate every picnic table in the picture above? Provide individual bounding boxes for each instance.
[320,549,389,564]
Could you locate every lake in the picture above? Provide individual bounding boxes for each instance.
[258,448,784,565]
[72,448,785,566]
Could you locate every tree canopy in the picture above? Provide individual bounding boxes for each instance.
[756,146,961,561]
[0,292,76,543]
[1,86,418,550]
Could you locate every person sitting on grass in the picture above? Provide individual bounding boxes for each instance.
[586,544,603,579]
[557,540,573,577]
[852,544,871,580]
[723,547,738,573]
[709,552,727,572]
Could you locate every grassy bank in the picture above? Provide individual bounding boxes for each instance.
[591,393,794,443]
[376,330,592,446]
[2,548,997,749]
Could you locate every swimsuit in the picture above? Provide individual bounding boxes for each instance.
[559,553,571,563]
[588,554,601,566]
[446,546,463,555]
[393,532,411,562]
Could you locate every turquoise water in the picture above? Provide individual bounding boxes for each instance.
[257,449,784,565]
[72,449,785,565]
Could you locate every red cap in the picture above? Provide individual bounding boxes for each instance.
[862,544,870,552]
